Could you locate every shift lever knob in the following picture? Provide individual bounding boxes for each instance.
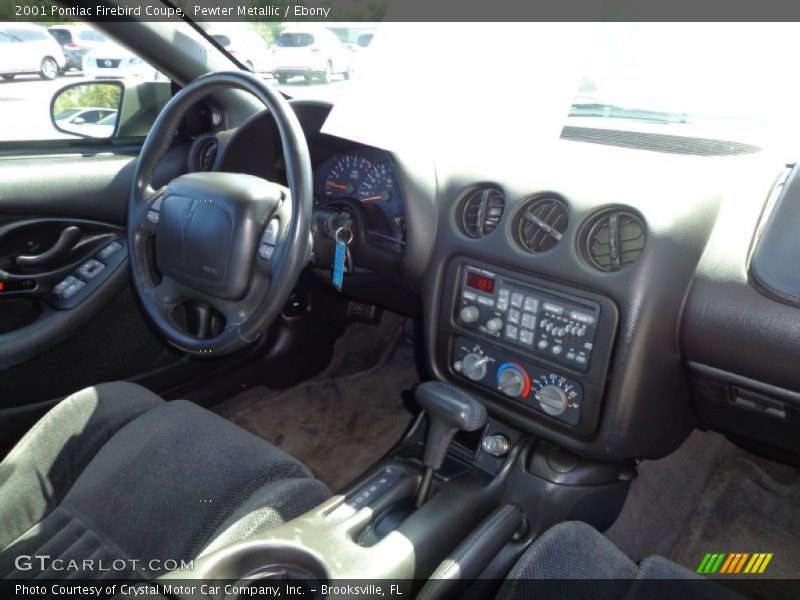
[416,381,487,471]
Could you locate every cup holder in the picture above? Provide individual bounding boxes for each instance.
[203,543,327,600]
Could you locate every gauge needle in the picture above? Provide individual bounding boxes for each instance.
[326,182,348,190]
[361,195,383,202]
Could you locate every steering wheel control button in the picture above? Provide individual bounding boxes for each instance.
[77,259,106,280]
[262,218,280,246]
[459,305,480,324]
[98,241,122,260]
[482,434,511,458]
[258,244,275,260]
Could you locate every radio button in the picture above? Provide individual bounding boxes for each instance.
[552,344,563,355]
[507,309,520,325]
[537,339,549,350]
[505,324,518,340]
[523,297,538,312]
[459,305,480,323]
[463,290,477,301]
[476,296,495,307]
[510,292,524,308]
[520,313,535,329]
[497,298,509,311]
[486,317,503,332]
[498,287,511,298]
[543,302,564,314]
[519,329,534,345]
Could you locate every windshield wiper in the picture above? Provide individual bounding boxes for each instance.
[569,102,689,124]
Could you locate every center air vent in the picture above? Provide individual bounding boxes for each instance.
[512,196,569,253]
[582,209,646,272]
[190,135,219,172]
[458,186,505,238]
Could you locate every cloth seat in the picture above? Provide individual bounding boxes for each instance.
[0,382,330,580]
[498,521,739,600]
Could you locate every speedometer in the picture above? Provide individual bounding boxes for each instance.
[324,154,372,198]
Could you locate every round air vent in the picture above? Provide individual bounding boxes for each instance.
[582,209,646,272]
[190,135,219,172]
[458,186,505,238]
[512,196,569,253]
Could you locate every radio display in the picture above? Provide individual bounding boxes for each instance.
[466,272,495,294]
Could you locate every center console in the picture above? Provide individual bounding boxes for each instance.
[436,257,618,437]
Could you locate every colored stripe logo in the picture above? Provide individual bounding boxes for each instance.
[697,553,773,574]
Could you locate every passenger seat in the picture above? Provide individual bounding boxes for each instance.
[497,521,739,600]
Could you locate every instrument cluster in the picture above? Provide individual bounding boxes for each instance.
[314,149,406,248]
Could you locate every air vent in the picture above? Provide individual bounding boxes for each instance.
[190,136,219,172]
[513,196,569,253]
[583,209,646,272]
[458,187,505,238]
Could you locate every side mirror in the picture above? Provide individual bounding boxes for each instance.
[51,81,123,139]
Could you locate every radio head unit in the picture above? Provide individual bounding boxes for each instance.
[456,265,601,373]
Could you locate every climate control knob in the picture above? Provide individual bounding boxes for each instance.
[461,352,489,381]
[496,363,529,398]
[535,384,568,416]
[459,305,480,324]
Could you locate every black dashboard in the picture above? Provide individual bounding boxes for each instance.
[205,97,800,466]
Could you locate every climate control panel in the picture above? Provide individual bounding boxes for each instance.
[455,265,601,372]
[452,335,582,426]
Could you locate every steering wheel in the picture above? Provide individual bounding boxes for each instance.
[128,71,312,356]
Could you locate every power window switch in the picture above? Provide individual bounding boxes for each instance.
[61,279,86,299]
[98,241,122,260]
[54,276,78,295]
[77,259,106,280]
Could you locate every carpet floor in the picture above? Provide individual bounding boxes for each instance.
[607,429,800,595]
[214,313,420,492]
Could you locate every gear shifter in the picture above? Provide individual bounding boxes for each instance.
[415,381,487,507]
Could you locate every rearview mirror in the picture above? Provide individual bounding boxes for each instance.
[50,82,123,139]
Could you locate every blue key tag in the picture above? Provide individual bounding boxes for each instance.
[332,238,346,291]
[332,227,352,292]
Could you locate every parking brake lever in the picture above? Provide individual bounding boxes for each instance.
[16,226,81,268]
[415,382,487,508]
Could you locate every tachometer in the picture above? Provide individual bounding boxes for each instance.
[324,154,372,198]
[358,161,405,240]
[358,161,397,204]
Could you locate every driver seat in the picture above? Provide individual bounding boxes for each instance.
[0,382,330,579]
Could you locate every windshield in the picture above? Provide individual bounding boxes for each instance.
[192,22,800,151]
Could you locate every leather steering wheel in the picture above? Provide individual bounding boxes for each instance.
[128,71,312,356]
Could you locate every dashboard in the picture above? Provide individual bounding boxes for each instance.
[210,98,800,466]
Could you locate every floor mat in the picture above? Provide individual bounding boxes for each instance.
[668,455,800,582]
[607,429,800,597]
[606,430,739,561]
[214,315,420,492]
